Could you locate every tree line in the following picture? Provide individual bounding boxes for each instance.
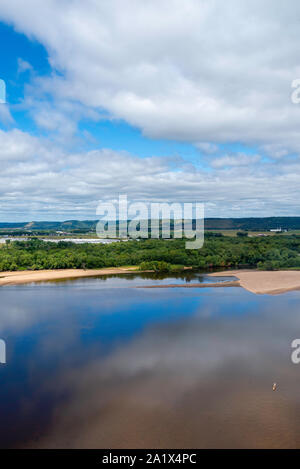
[1,234,300,272]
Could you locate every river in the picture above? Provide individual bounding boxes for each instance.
[0,272,299,448]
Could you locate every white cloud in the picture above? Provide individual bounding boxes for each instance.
[0,0,300,150]
[0,129,299,220]
[1,2,300,218]
[0,128,49,161]
[195,142,218,155]
[211,153,261,168]
[17,58,32,74]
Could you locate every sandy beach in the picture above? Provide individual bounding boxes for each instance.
[209,270,300,295]
[0,267,139,286]
[139,269,300,295]
[1,268,300,294]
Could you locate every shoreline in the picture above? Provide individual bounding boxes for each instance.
[208,270,300,295]
[137,270,300,294]
[138,280,240,289]
[0,267,140,286]
[1,268,300,295]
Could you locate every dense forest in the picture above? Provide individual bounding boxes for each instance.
[1,234,300,272]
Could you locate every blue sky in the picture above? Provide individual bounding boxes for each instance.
[0,21,226,164]
[1,20,263,159]
[0,1,299,221]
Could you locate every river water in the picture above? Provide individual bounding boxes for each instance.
[0,272,300,448]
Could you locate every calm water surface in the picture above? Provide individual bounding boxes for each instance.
[0,272,300,448]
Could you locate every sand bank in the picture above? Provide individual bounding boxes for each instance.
[1,268,300,294]
[140,270,300,294]
[0,267,139,286]
[209,270,300,295]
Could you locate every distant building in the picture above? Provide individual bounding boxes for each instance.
[269,227,288,233]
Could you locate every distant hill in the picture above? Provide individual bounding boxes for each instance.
[1,217,300,232]
[203,217,300,230]
[0,220,97,231]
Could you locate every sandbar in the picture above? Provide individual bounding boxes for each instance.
[0,267,139,286]
[209,270,300,295]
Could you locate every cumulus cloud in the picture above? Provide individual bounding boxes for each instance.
[0,128,299,220]
[0,1,300,218]
[1,0,300,149]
